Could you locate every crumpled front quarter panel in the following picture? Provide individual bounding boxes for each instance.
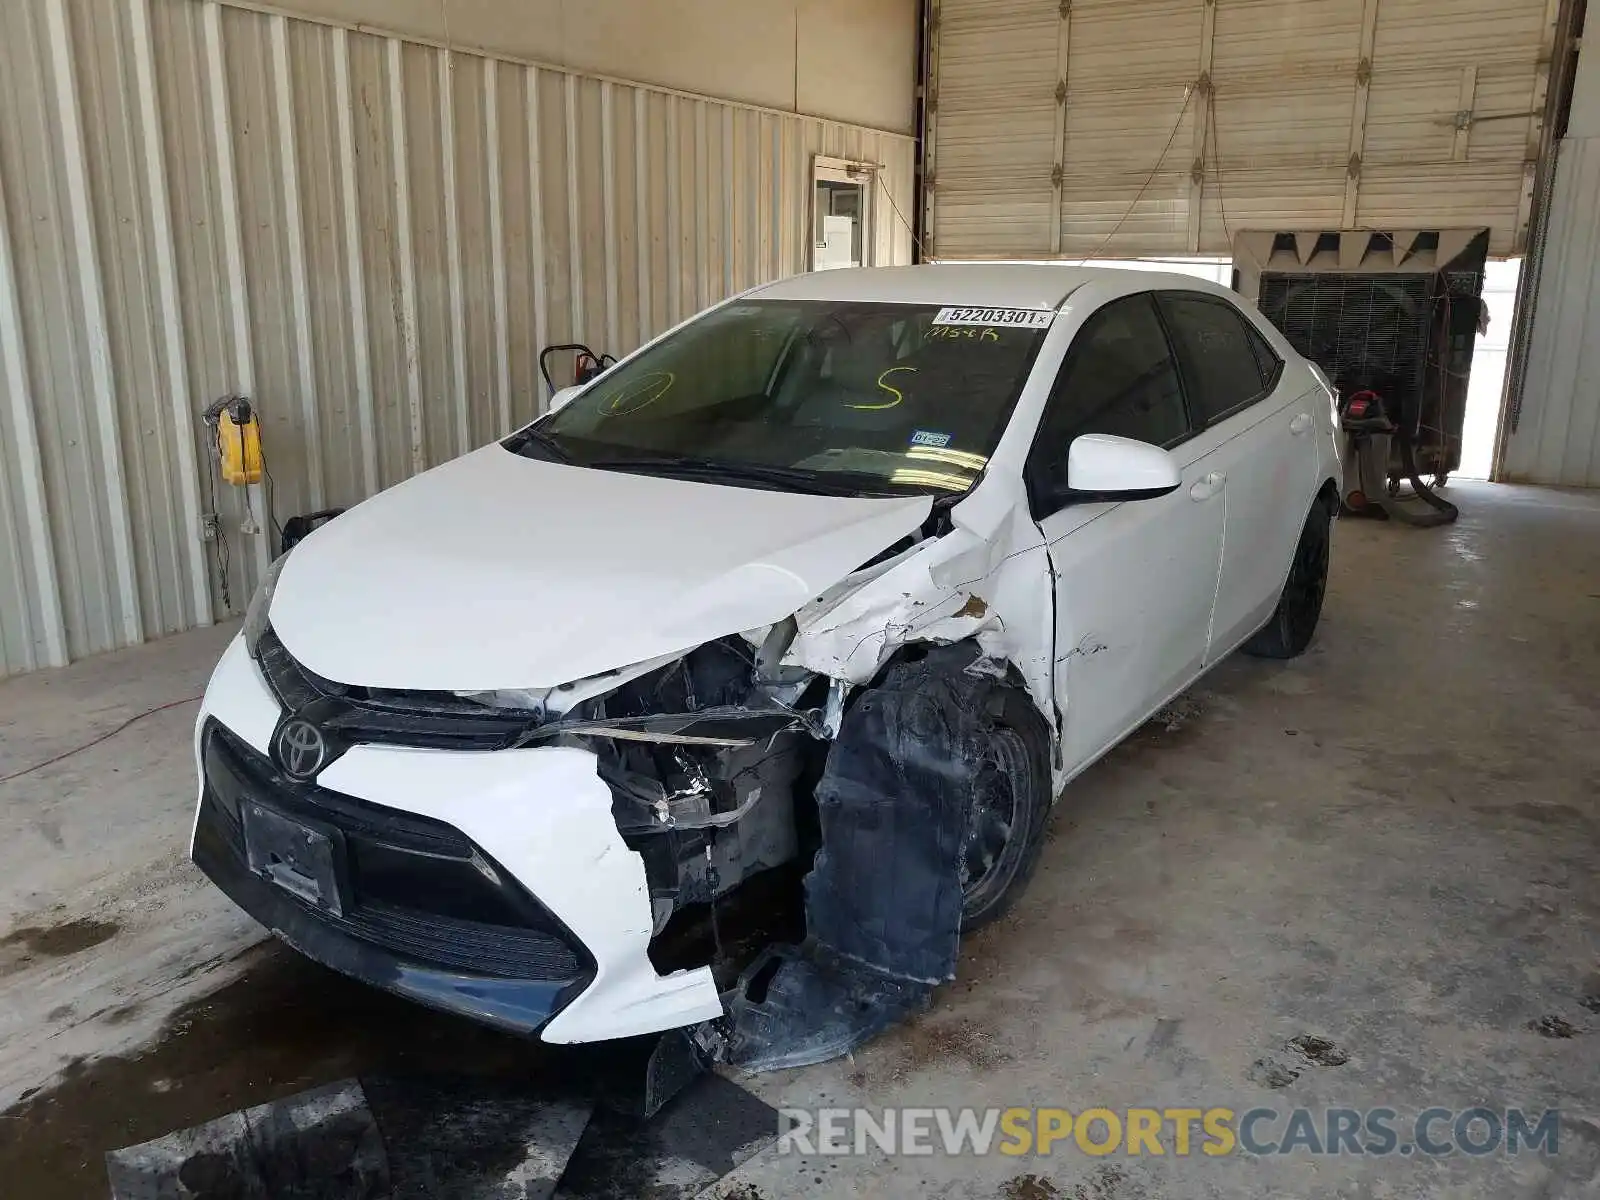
[783,478,1061,780]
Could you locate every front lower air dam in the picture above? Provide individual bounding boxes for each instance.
[190,634,725,1041]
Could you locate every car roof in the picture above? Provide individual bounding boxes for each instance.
[744,262,1236,310]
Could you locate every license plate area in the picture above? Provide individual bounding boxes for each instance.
[242,802,344,917]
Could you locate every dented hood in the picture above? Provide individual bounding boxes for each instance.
[268,445,932,690]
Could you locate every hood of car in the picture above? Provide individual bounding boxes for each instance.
[267,444,933,690]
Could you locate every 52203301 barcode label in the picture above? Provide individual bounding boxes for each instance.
[931,307,1054,328]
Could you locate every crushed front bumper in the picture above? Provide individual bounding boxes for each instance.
[190,635,725,1042]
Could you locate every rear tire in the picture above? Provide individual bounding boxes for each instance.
[1243,499,1332,660]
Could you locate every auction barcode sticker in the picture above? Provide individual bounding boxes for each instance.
[931,306,1054,328]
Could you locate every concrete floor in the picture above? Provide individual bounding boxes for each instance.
[1,481,1597,1199]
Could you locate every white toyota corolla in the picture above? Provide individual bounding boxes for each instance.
[192,264,1339,1058]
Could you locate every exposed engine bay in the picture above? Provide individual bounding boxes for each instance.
[583,636,815,938]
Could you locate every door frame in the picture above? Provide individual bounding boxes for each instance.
[811,156,877,271]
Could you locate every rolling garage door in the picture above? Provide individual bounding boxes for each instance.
[923,0,1564,259]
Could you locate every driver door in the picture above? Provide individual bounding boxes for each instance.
[1028,294,1225,777]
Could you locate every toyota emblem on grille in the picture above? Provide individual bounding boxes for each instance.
[275,718,328,779]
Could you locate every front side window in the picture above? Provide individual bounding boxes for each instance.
[511,301,1049,495]
[1027,293,1189,512]
[1156,293,1277,425]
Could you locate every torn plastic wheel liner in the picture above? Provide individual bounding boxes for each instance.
[725,943,932,1072]
[726,644,1053,1070]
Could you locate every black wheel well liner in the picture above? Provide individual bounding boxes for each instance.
[859,639,1030,699]
[1317,476,1340,516]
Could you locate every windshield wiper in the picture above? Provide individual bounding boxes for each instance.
[506,425,574,463]
[585,454,892,496]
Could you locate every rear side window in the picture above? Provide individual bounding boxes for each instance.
[1157,293,1277,426]
[1027,293,1190,511]
[1247,321,1281,384]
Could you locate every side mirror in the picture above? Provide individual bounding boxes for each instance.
[1065,434,1181,501]
[548,385,583,413]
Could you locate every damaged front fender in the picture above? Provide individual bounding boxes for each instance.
[781,481,1059,762]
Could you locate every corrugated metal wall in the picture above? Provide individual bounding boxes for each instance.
[0,0,916,677]
[923,0,1562,260]
[1501,26,1600,486]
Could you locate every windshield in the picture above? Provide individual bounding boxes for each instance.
[509,300,1050,495]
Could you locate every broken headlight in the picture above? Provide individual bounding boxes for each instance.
[459,638,818,748]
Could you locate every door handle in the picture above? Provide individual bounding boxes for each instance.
[1289,412,1313,435]
[1188,471,1226,501]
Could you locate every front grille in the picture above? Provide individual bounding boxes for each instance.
[256,626,534,751]
[339,901,582,978]
[202,720,587,981]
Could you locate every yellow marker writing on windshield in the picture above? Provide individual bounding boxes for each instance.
[926,325,1000,342]
[602,370,675,416]
[849,366,917,410]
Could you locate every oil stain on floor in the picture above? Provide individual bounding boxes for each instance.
[0,941,567,1200]
[1,938,781,1200]
[0,918,122,979]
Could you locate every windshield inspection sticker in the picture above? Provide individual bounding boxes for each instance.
[910,429,953,448]
[932,306,1053,329]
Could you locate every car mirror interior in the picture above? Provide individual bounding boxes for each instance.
[1063,433,1182,503]
[548,385,583,413]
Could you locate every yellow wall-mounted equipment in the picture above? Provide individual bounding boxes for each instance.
[208,397,263,486]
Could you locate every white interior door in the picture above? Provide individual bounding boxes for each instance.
[811,157,874,270]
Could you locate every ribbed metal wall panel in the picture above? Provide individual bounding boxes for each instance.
[0,0,915,677]
[926,0,1560,261]
[1497,5,1600,489]
[1502,136,1600,485]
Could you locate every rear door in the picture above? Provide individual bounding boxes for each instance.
[1154,292,1318,659]
[1029,294,1224,776]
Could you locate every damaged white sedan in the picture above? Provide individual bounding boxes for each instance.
[192,264,1340,1069]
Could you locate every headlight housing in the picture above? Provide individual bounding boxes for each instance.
[242,553,289,658]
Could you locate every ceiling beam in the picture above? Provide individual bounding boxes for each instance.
[1452,65,1478,161]
[921,0,942,259]
[1341,0,1381,228]
[1050,0,1073,255]
[1186,0,1217,253]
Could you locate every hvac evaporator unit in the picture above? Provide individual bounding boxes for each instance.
[1233,229,1489,523]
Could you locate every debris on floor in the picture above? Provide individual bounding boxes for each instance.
[107,1081,391,1200]
[1246,1057,1301,1089]
[1528,1014,1578,1039]
[104,1065,778,1200]
[1286,1033,1351,1066]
